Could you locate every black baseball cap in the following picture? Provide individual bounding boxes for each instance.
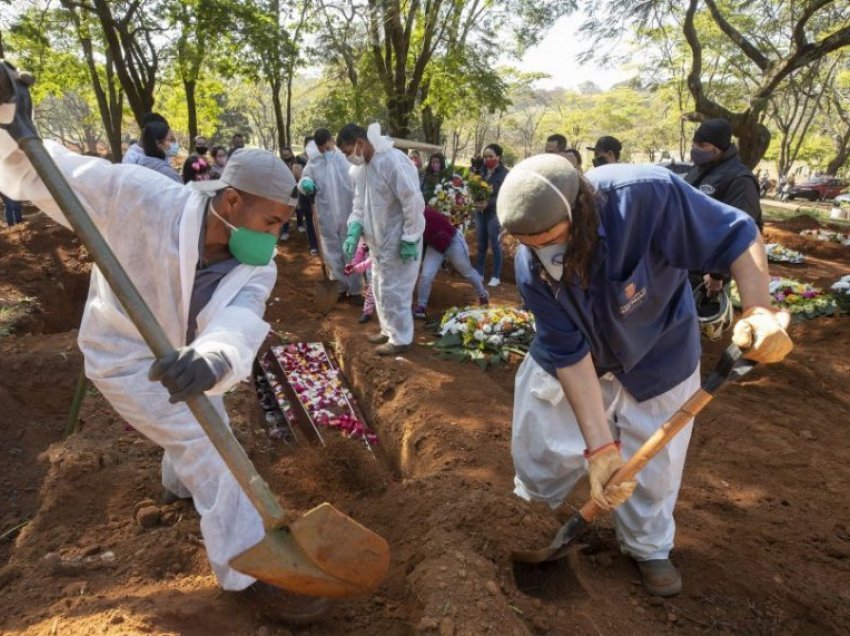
[587,136,622,154]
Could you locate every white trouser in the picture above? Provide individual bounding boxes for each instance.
[512,355,700,561]
[370,239,422,346]
[417,233,487,306]
[317,208,362,296]
[95,373,263,590]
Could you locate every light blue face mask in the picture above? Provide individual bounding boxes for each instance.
[166,141,180,157]
[323,150,334,160]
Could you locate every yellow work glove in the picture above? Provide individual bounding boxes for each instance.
[586,442,637,511]
[732,306,793,363]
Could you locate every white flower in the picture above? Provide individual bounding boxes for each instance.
[832,281,850,291]
[450,324,461,334]
[483,324,493,334]
[487,334,504,346]
[473,329,485,341]
[515,329,525,337]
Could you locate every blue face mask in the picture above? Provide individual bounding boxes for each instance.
[323,150,334,160]
[166,141,180,157]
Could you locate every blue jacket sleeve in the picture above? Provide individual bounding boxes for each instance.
[516,251,590,371]
[653,175,758,272]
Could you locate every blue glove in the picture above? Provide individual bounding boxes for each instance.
[298,177,316,195]
[149,347,230,404]
[400,240,419,263]
[343,222,364,261]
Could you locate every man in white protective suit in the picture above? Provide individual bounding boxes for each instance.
[337,122,426,356]
[0,73,329,621]
[299,127,361,299]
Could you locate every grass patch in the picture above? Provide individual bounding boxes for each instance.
[762,203,850,228]
[0,296,36,336]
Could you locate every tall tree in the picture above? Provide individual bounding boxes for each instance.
[581,0,850,167]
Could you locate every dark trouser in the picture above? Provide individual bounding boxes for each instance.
[1,193,23,226]
[475,209,503,279]
[282,204,318,250]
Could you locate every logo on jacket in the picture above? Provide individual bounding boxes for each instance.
[624,282,636,300]
[699,184,716,196]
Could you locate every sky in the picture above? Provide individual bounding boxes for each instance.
[517,15,635,91]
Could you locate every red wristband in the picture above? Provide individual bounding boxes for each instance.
[584,440,621,459]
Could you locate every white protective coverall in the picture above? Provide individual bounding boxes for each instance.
[512,356,701,561]
[0,132,272,591]
[348,124,425,346]
[302,141,361,295]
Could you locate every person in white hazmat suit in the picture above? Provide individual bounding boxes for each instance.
[299,128,361,298]
[337,123,425,356]
[498,154,793,597]
[0,76,329,621]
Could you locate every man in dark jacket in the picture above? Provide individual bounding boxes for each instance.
[685,118,762,295]
[685,118,762,229]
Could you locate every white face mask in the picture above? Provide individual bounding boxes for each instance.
[531,242,567,281]
[346,144,365,166]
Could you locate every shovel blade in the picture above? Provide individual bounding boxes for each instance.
[511,512,588,564]
[313,281,339,314]
[230,503,390,599]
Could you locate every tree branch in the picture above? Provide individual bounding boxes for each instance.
[703,0,768,71]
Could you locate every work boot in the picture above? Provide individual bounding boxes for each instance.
[375,342,410,356]
[235,581,333,625]
[412,304,427,320]
[366,332,389,344]
[478,292,490,307]
[635,558,682,597]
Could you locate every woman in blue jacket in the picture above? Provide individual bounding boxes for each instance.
[498,154,792,597]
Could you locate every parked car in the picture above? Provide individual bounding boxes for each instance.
[788,177,847,201]
[831,193,850,220]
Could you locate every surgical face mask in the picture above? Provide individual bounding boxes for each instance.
[195,146,208,155]
[323,150,334,160]
[347,146,365,166]
[592,155,608,168]
[531,242,567,281]
[209,203,277,266]
[166,141,180,157]
[690,147,719,166]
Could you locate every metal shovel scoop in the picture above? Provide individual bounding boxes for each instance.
[0,62,390,598]
[512,344,757,564]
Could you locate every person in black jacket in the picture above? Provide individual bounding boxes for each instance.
[685,118,762,295]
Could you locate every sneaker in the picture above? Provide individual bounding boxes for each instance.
[280,232,290,241]
[635,558,682,597]
[234,581,333,625]
[358,312,373,324]
[297,225,306,233]
[487,277,500,287]
[366,332,389,344]
[478,292,490,306]
[412,305,427,320]
[375,342,410,356]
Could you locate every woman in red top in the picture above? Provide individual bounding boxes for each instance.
[413,207,489,319]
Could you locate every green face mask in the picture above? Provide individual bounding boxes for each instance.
[210,203,277,266]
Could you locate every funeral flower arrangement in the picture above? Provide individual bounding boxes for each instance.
[465,171,493,203]
[432,305,535,368]
[765,243,804,264]
[730,277,837,320]
[800,228,850,245]
[429,175,474,227]
[830,275,850,312]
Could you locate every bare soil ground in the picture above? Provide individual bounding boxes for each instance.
[0,214,848,635]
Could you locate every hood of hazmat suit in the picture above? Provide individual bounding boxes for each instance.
[347,123,425,345]
[0,126,274,592]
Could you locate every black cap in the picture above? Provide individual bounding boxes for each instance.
[586,136,622,154]
[693,118,732,151]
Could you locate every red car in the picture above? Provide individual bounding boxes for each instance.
[788,177,847,201]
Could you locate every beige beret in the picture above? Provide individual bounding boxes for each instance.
[496,154,579,235]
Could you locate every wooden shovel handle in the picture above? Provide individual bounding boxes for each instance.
[577,344,757,523]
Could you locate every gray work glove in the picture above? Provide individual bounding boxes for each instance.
[149,347,230,403]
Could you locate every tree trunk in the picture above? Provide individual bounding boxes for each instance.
[387,94,412,139]
[284,70,294,148]
[271,79,286,156]
[184,79,198,149]
[826,128,850,176]
[733,119,771,170]
[421,105,443,145]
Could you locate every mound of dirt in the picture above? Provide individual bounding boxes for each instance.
[0,214,91,335]
[1,218,849,635]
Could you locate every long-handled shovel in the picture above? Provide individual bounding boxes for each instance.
[512,343,757,564]
[0,63,390,598]
[308,202,341,314]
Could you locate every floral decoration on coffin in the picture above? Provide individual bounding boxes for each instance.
[800,228,850,246]
[830,275,850,313]
[765,243,804,264]
[432,305,535,369]
[429,174,476,227]
[731,277,837,321]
